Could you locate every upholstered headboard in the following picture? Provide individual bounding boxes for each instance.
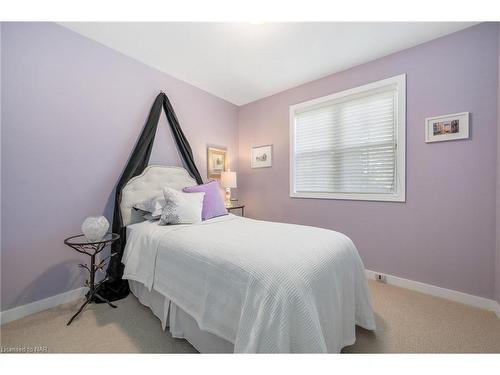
[120,165,197,226]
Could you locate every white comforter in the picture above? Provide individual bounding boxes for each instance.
[123,214,376,353]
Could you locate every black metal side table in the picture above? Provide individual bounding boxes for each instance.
[63,232,120,326]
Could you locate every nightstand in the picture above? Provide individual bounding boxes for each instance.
[226,203,245,217]
[63,233,120,325]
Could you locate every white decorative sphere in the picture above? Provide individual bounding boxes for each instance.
[81,216,109,242]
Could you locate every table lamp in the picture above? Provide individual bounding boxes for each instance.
[220,169,237,206]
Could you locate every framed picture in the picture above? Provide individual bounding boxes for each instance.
[425,112,469,143]
[207,146,227,179]
[251,145,273,168]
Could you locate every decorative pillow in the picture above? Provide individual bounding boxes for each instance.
[132,207,160,221]
[182,181,227,221]
[143,212,160,221]
[133,195,166,218]
[159,187,205,225]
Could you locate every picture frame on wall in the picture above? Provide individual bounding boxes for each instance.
[425,112,470,143]
[251,145,273,168]
[207,146,227,179]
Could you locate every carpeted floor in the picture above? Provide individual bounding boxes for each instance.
[1,280,499,353]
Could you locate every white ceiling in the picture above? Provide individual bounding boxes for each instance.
[61,22,476,105]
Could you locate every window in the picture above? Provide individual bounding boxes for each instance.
[289,75,406,202]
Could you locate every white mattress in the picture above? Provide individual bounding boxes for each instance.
[123,214,375,353]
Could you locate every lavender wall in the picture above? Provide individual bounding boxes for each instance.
[1,23,3,286]
[0,23,238,311]
[238,23,499,299]
[496,23,500,305]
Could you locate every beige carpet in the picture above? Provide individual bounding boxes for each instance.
[1,280,499,353]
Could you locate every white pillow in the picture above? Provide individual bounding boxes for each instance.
[133,195,166,218]
[143,212,160,221]
[159,187,205,225]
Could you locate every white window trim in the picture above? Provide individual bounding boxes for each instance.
[289,74,406,202]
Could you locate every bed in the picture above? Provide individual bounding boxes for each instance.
[120,165,376,353]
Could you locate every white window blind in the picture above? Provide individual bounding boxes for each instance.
[290,75,405,202]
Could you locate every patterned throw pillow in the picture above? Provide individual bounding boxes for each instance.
[159,187,205,225]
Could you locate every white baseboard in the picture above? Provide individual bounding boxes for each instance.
[494,301,500,319]
[365,269,500,318]
[0,287,86,325]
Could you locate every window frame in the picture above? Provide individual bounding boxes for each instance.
[289,74,406,202]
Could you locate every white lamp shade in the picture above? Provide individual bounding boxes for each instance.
[220,170,237,188]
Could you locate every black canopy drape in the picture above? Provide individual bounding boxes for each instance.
[96,92,203,302]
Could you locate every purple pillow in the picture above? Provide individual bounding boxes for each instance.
[183,181,227,221]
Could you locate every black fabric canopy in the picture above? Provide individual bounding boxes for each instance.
[97,92,203,302]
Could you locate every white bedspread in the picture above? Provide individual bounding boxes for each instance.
[123,214,376,353]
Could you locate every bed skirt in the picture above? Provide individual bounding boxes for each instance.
[129,280,234,353]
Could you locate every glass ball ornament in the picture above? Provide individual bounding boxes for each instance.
[81,216,109,242]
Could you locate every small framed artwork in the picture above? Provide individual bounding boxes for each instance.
[251,145,273,168]
[425,112,469,143]
[207,146,227,179]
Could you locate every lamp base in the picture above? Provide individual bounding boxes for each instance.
[225,187,231,207]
